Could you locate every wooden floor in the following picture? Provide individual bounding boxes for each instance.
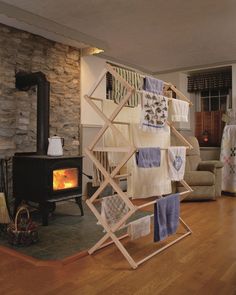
[1,196,236,295]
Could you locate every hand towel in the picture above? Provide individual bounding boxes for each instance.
[127,123,172,199]
[140,91,168,132]
[169,99,189,122]
[110,66,142,107]
[128,215,151,240]
[167,146,186,181]
[154,193,180,242]
[144,76,164,95]
[101,195,129,227]
[136,147,161,168]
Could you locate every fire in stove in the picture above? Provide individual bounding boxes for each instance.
[53,168,78,191]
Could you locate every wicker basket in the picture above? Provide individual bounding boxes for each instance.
[7,206,39,247]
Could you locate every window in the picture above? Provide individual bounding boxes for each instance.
[200,89,228,112]
[188,68,232,147]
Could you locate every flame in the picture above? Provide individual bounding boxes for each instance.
[53,168,78,191]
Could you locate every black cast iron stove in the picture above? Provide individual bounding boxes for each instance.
[13,71,83,225]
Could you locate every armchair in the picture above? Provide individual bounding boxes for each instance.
[175,136,223,200]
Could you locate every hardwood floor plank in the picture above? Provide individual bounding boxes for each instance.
[0,196,236,295]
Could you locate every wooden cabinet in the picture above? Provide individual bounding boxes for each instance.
[195,111,225,147]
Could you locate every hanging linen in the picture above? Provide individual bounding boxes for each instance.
[154,193,180,242]
[103,100,141,167]
[135,147,161,168]
[140,91,168,132]
[107,66,142,107]
[143,76,164,95]
[167,146,186,181]
[169,99,189,122]
[127,123,172,199]
[220,125,236,193]
[92,151,112,186]
[128,215,151,240]
[106,72,113,99]
[101,195,129,227]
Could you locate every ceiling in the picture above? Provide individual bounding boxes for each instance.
[0,0,236,74]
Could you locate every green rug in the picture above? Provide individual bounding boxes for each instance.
[0,200,150,260]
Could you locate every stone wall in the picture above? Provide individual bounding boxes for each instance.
[0,23,81,158]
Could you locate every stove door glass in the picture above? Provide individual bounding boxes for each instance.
[53,168,78,191]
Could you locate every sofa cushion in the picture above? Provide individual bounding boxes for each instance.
[197,163,216,173]
[182,171,215,186]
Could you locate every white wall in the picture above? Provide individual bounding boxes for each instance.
[81,55,106,126]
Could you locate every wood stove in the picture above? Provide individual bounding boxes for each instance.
[13,154,83,225]
[13,71,83,225]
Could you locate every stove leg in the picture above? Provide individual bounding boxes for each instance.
[75,196,84,216]
[39,202,49,226]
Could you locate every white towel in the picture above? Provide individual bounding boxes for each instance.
[140,91,168,132]
[128,123,172,199]
[168,146,186,181]
[101,195,129,227]
[128,215,151,240]
[169,99,189,122]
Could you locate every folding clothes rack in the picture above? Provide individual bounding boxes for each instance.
[84,63,193,269]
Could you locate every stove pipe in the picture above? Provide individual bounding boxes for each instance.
[15,71,50,155]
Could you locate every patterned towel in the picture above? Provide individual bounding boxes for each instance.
[101,195,129,227]
[220,125,236,193]
[167,146,186,181]
[140,91,168,132]
[169,99,189,122]
[128,215,151,240]
[107,66,142,107]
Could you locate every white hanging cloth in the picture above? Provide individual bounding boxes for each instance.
[103,100,141,167]
[127,123,172,199]
[169,99,189,122]
[220,125,236,193]
[128,215,151,240]
[167,146,186,181]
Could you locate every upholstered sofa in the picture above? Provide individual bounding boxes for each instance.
[174,136,223,201]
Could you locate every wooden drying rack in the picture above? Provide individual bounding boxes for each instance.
[84,63,193,269]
